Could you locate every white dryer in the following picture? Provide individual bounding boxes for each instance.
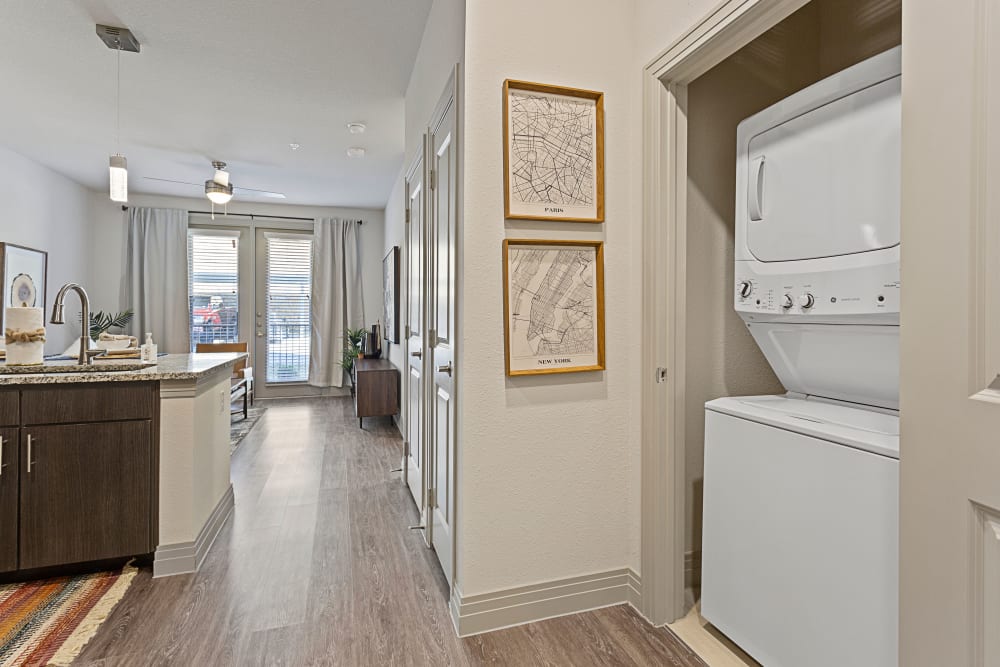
[701,47,901,667]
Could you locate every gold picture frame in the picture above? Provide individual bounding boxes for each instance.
[502,239,606,376]
[502,80,605,223]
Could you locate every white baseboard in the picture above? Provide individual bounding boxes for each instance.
[450,568,642,637]
[153,483,234,578]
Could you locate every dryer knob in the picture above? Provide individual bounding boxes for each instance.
[781,294,793,309]
[799,293,815,309]
[738,281,752,298]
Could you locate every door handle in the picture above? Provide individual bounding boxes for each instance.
[26,434,34,473]
[748,156,765,221]
[437,363,452,376]
[411,351,422,358]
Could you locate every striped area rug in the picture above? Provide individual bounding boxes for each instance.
[0,562,136,667]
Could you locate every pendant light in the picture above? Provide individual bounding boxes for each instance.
[108,40,127,202]
[97,25,140,202]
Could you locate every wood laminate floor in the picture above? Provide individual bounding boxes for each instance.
[75,397,705,667]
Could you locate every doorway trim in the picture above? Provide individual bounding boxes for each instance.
[639,0,812,626]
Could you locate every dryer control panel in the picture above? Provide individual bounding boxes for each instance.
[735,262,899,319]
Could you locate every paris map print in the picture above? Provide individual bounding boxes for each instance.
[504,241,605,375]
[503,81,604,221]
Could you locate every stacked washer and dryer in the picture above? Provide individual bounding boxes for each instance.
[701,47,901,667]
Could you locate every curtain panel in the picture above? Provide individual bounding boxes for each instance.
[121,207,189,353]
[309,218,364,387]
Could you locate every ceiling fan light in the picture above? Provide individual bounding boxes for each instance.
[109,154,128,202]
[205,179,234,204]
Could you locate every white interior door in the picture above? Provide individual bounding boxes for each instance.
[900,2,1000,665]
[427,73,458,584]
[404,148,427,516]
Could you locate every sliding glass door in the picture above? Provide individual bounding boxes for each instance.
[187,221,319,399]
[254,228,314,395]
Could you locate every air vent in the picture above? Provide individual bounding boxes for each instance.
[96,25,140,53]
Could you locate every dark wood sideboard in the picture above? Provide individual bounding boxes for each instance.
[353,358,400,428]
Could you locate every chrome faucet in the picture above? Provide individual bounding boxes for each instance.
[50,283,100,365]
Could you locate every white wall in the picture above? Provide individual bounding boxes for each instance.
[458,0,640,596]
[382,0,465,418]
[90,193,385,336]
[0,145,95,353]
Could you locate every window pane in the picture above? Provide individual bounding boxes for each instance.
[188,234,239,351]
[266,236,312,383]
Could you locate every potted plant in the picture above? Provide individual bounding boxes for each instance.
[340,327,367,395]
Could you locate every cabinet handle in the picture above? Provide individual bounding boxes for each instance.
[26,434,34,473]
[437,363,453,376]
[0,436,4,475]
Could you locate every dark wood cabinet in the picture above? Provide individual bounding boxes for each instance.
[354,359,400,428]
[0,427,18,572]
[0,382,159,574]
[19,421,153,570]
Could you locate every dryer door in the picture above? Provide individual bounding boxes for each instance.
[745,75,900,262]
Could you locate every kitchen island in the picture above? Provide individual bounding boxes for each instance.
[0,353,244,578]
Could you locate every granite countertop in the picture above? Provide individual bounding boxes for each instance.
[0,353,247,385]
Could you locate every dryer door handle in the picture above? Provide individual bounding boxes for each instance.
[749,156,765,221]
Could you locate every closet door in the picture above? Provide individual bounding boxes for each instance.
[404,145,428,517]
[427,70,458,584]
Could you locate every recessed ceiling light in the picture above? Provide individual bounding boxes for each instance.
[346,146,366,159]
[289,143,301,151]
[347,122,367,135]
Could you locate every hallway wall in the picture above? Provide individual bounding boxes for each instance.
[458,0,641,597]
[382,0,465,411]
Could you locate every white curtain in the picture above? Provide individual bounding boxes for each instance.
[309,218,364,387]
[121,207,189,353]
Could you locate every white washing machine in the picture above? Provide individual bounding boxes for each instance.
[701,47,901,667]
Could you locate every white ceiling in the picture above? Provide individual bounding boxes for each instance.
[0,0,433,207]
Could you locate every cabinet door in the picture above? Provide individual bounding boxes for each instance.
[20,421,153,570]
[0,428,17,572]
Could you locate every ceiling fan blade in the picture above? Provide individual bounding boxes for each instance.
[143,176,203,188]
[233,186,286,199]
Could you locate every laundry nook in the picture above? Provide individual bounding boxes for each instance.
[701,48,901,667]
[0,0,995,663]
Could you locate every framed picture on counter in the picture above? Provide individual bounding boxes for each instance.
[502,239,605,376]
[0,242,47,315]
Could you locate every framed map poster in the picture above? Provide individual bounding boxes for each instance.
[383,246,400,343]
[502,239,605,376]
[503,80,605,223]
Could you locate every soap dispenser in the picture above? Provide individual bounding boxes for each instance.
[141,332,157,362]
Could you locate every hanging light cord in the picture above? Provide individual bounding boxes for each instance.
[115,41,121,150]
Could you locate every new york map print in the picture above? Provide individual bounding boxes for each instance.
[508,90,596,216]
[507,245,599,373]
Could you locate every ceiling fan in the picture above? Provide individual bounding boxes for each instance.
[144,161,286,206]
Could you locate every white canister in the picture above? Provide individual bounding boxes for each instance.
[5,307,45,366]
